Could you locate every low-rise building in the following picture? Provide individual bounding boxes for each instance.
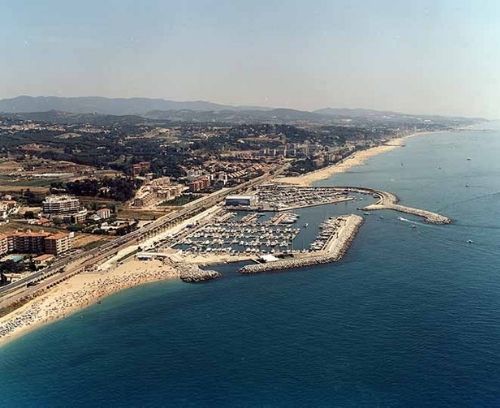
[132,161,151,176]
[133,189,156,207]
[33,254,55,267]
[225,195,258,207]
[132,179,184,207]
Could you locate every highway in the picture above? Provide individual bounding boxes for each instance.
[0,167,286,307]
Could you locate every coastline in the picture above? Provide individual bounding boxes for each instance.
[275,132,435,187]
[0,130,439,348]
[0,259,179,347]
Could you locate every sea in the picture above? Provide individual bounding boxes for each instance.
[2,125,500,407]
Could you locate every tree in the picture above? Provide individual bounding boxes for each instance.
[0,260,24,274]
[0,272,9,286]
[28,256,37,271]
[24,210,35,219]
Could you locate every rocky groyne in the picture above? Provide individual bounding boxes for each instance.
[179,265,221,283]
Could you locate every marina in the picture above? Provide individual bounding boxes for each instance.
[240,214,364,274]
[160,183,450,268]
[256,184,451,224]
[254,184,354,210]
[175,211,302,256]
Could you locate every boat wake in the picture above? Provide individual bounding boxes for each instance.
[397,216,423,226]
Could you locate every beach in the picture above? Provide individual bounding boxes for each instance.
[4,127,499,406]
[0,131,432,348]
[275,137,408,186]
[0,259,179,347]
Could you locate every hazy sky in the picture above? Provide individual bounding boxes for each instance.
[1,0,499,117]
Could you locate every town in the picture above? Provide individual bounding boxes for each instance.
[0,109,464,288]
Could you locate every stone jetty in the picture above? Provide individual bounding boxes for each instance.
[240,214,363,274]
[179,264,221,283]
[359,189,452,224]
[331,186,452,224]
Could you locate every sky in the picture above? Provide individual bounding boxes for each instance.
[1,0,499,118]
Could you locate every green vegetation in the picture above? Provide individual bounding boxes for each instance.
[51,177,142,202]
[159,194,199,206]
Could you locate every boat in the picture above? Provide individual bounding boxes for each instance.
[303,223,309,228]
[467,239,474,244]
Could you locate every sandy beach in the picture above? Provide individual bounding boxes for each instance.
[275,137,409,186]
[0,204,225,347]
[0,259,180,347]
[0,131,436,347]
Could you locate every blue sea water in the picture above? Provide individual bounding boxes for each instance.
[2,126,500,407]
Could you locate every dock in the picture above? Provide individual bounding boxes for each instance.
[239,214,363,274]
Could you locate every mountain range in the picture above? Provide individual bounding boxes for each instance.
[0,96,483,125]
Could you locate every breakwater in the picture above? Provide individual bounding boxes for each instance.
[240,214,363,274]
[255,184,451,224]
[330,186,452,224]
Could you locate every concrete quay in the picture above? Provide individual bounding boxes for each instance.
[323,214,364,258]
[240,214,363,274]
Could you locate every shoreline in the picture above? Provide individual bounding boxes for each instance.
[275,131,435,187]
[0,259,180,347]
[0,130,441,348]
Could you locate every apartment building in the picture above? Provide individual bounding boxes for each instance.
[5,230,72,256]
[42,195,80,214]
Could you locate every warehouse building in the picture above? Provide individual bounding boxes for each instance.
[224,195,258,207]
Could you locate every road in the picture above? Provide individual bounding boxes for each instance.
[0,166,287,308]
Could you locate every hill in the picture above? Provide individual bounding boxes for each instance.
[0,96,238,115]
